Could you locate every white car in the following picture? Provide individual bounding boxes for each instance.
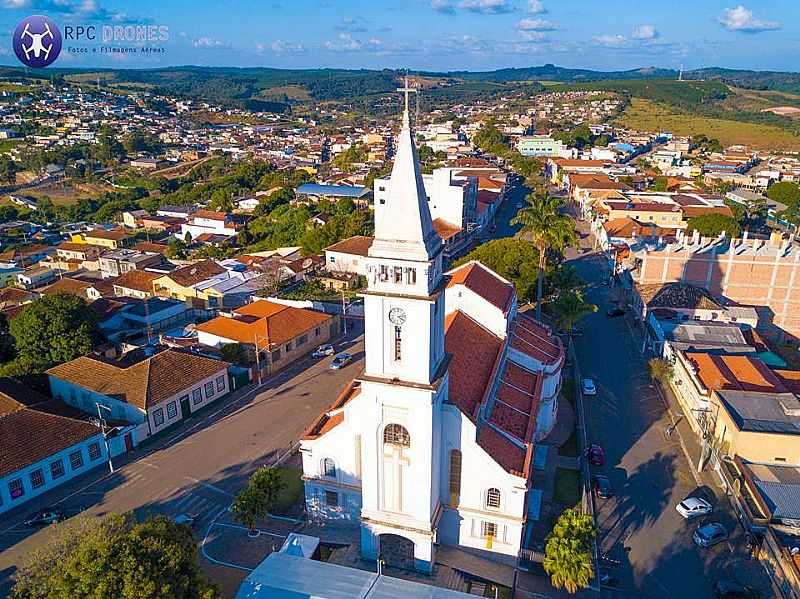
[676,497,712,519]
[312,343,335,358]
[581,378,597,396]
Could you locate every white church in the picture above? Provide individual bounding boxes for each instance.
[300,87,565,573]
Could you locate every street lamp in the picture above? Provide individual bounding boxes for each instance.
[94,403,115,474]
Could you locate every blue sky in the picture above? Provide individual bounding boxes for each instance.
[1,0,797,72]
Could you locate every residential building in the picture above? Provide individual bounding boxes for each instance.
[112,270,160,299]
[631,230,800,340]
[324,236,374,276]
[517,135,572,158]
[40,277,111,301]
[179,210,240,240]
[196,299,338,377]
[48,347,230,439]
[72,229,133,250]
[16,266,58,290]
[0,378,112,515]
[98,249,163,279]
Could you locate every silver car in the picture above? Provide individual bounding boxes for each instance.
[676,496,712,519]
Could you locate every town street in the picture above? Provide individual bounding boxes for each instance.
[568,230,764,598]
[0,328,365,596]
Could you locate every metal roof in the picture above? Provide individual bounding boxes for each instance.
[296,183,370,198]
[235,553,474,599]
[745,463,800,520]
[717,389,800,435]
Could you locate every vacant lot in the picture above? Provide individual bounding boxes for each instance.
[19,181,112,205]
[616,98,800,151]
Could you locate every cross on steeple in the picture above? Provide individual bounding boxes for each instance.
[396,75,417,126]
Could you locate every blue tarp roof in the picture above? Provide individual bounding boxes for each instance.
[296,183,370,198]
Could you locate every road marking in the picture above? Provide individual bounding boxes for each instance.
[213,522,287,538]
[183,476,234,498]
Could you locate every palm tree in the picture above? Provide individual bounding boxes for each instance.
[551,289,597,337]
[511,193,577,319]
[543,508,596,594]
[648,357,674,385]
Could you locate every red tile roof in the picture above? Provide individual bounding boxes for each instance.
[447,261,514,314]
[324,235,374,257]
[432,219,463,242]
[688,353,787,394]
[302,381,361,440]
[113,270,160,293]
[477,425,527,478]
[445,311,503,422]
[510,313,564,366]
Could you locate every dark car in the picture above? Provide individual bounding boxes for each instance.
[606,307,626,318]
[592,475,613,498]
[24,509,64,527]
[714,579,759,598]
[329,353,353,370]
[586,443,605,466]
[693,522,728,548]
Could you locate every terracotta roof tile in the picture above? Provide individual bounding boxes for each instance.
[444,311,503,422]
[510,314,563,366]
[688,353,787,394]
[447,261,514,314]
[165,259,226,287]
[113,270,160,293]
[432,219,463,241]
[47,349,228,411]
[302,381,361,440]
[477,425,527,478]
[489,401,528,441]
[324,235,374,257]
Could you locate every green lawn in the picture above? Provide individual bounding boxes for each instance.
[554,467,582,507]
[559,427,579,458]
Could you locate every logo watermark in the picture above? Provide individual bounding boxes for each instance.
[13,15,62,68]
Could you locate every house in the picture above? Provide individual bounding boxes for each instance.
[324,236,374,276]
[72,229,133,250]
[99,249,163,279]
[157,205,195,220]
[112,270,160,299]
[179,210,239,240]
[16,266,59,290]
[296,183,371,206]
[40,242,101,272]
[48,348,230,439]
[121,210,148,228]
[0,378,114,515]
[0,244,53,270]
[92,297,192,341]
[40,277,111,301]
[196,300,339,378]
[129,157,168,171]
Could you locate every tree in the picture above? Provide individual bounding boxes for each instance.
[550,289,597,336]
[543,508,597,594]
[0,156,19,185]
[686,213,741,238]
[230,466,286,534]
[511,194,577,319]
[648,357,674,384]
[9,294,99,370]
[0,313,15,363]
[11,514,220,599]
[455,238,540,302]
[166,237,187,260]
[766,181,800,206]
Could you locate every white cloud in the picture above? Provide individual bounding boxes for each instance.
[593,34,626,47]
[325,32,363,51]
[264,40,305,54]
[192,37,231,49]
[2,0,31,7]
[632,24,658,40]
[457,0,513,14]
[718,5,779,33]
[430,0,455,14]
[520,30,546,42]
[517,18,556,31]
[526,0,546,13]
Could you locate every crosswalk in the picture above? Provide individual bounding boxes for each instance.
[150,491,229,532]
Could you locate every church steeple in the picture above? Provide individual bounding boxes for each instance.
[370,77,442,262]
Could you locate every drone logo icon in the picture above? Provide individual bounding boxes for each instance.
[13,15,62,68]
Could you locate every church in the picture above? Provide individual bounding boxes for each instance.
[300,88,565,573]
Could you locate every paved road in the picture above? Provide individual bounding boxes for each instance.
[567,228,762,598]
[0,329,365,596]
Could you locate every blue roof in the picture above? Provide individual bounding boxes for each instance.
[296,183,370,198]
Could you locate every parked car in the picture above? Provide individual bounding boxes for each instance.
[693,522,728,548]
[330,353,353,370]
[586,443,605,466]
[312,343,335,358]
[714,579,759,598]
[24,509,64,527]
[592,475,613,499]
[606,307,626,318]
[581,378,597,396]
[676,496,713,519]
[173,513,195,527]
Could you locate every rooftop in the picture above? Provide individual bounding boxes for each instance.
[716,389,800,435]
[447,261,514,315]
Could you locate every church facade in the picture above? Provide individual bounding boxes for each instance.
[300,93,565,573]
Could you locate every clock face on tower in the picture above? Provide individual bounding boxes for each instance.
[388,307,407,325]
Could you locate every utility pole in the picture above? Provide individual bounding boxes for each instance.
[252,334,263,385]
[341,290,348,335]
[94,403,114,473]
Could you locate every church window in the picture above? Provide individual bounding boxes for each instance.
[449,450,462,505]
[322,458,337,478]
[405,268,416,284]
[486,488,501,510]
[394,326,402,361]
[379,265,389,282]
[393,267,403,283]
[481,521,498,539]
[354,435,362,478]
[383,424,410,447]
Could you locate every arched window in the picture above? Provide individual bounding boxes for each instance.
[486,487,501,510]
[449,449,462,505]
[322,457,336,478]
[383,424,410,447]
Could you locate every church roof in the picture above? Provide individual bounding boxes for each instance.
[477,425,528,478]
[444,311,503,422]
[302,381,361,440]
[509,313,564,366]
[447,261,515,315]
[369,103,441,262]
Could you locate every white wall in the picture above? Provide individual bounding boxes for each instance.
[445,283,509,339]
[325,250,368,276]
